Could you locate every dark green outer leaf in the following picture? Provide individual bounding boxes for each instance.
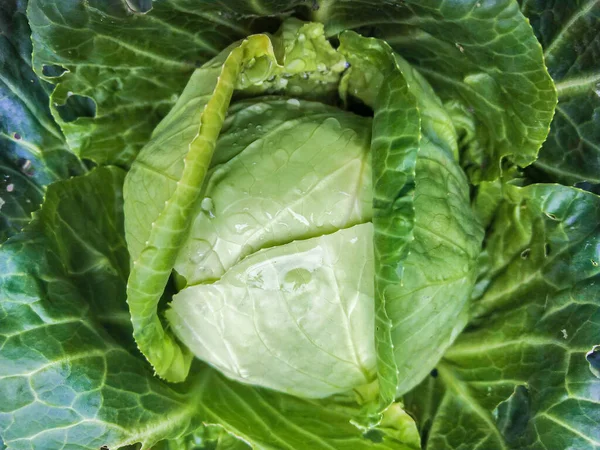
[0,167,198,449]
[0,0,82,242]
[405,184,600,449]
[26,0,312,166]
[319,0,557,181]
[520,0,600,185]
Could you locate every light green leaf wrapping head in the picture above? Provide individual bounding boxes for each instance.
[126,34,283,382]
[339,32,483,407]
[338,31,422,410]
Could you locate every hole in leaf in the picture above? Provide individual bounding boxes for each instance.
[125,0,152,13]
[544,212,558,220]
[520,248,530,259]
[586,346,600,378]
[354,25,379,38]
[574,181,600,195]
[42,64,67,77]
[430,368,438,378]
[544,243,551,257]
[55,95,97,123]
[363,429,384,443]
[13,132,21,140]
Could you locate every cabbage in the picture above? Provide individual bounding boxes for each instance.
[2,2,599,449]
